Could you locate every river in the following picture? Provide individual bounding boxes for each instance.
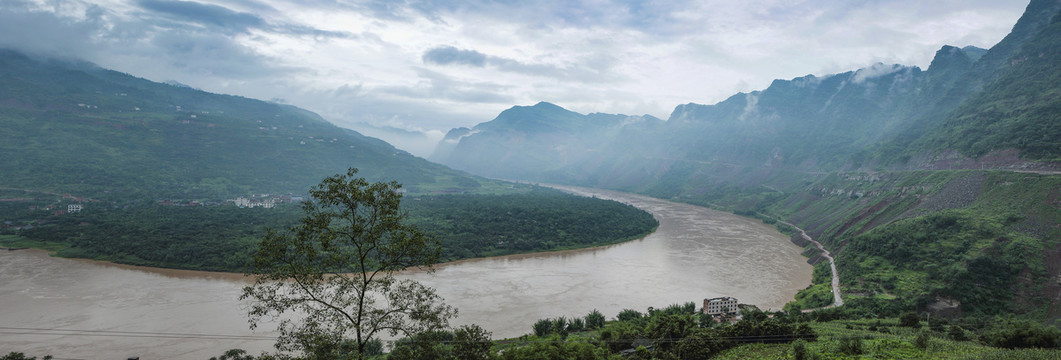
[0,186,811,359]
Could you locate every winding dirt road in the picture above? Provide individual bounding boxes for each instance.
[773,219,843,309]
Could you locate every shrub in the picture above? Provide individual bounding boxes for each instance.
[533,319,552,337]
[797,323,819,341]
[599,322,642,353]
[585,309,606,330]
[979,319,1061,349]
[914,330,930,349]
[899,312,921,328]
[568,317,585,332]
[453,324,493,360]
[552,317,569,338]
[388,331,451,360]
[948,325,969,341]
[791,339,809,360]
[837,336,864,355]
[683,302,697,314]
[928,316,947,332]
[2,353,52,360]
[617,309,643,322]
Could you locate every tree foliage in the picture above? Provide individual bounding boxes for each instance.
[585,309,606,330]
[8,188,657,272]
[899,312,921,328]
[979,319,1061,349]
[240,169,456,359]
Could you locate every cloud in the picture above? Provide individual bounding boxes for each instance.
[0,0,1032,156]
[0,6,102,58]
[422,46,487,67]
[148,32,298,78]
[379,68,515,104]
[137,0,264,34]
[136,0,351,38]
[851,63,906,84]
[422,45,619,83]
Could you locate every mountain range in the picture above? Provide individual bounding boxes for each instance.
[431,0,1061,321]
[0,50,491,202]
[0,0,1058,323]
[431,0,1061,183]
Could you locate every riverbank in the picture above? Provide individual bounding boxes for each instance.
[0,218,657,277]
[0,188,659,272]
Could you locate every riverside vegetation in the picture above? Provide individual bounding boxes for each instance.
[0,186,657,271]
[29,172,1052,360]
[4,2,1061,359]
[203,170,1058,359]
[430,0,1061,345]
[4,303,1060,359]
[0,49,657,271]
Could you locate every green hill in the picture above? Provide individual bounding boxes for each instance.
[0,50,660,271]
[911,11,1061,161]
[0,49,490,202]
[430,0,1061,323]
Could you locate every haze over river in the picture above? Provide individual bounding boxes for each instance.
[0,186,811,359]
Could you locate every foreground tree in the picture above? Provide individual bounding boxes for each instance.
[452,324,495,360]
[241,168,457,359]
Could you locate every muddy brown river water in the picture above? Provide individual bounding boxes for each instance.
[0,186,811,359]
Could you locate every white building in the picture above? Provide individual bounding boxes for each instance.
[258,198,276,209]
[703,297,738,315]
[67,204,83,213]
[235,197,276,209]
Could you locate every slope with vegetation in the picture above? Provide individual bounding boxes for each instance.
[1,186,657,271]
[0,50,658,271]
[432,0,1061,326]
[0,49,489,201]
[181,302,1060,359]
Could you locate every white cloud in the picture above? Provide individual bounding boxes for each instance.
[851,63,905,84]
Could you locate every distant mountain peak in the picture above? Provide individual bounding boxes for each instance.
[533,101,562,109]
[851,63,909,83]
[928,45,974,73]
[163,80,195,89]
[960,46,989,62]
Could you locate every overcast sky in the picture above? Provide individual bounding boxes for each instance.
[0,0,1028,155]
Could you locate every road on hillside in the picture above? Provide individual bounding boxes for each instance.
[774,219,843,309]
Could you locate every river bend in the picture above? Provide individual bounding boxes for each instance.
[0,186,811,359]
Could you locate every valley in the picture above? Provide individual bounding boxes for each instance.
[0,186,810,359]
[1,0,1060,358]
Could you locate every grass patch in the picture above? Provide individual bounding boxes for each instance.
[0,235,66,252]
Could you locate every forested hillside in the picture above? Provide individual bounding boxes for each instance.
[6,187,656,271]
[434,1,1061,179]
[909,11,1061,162]
[0,49,489,202]
[431,0,1061,323]
[0,50,659,271]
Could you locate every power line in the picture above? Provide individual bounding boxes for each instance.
[0,326,277,341]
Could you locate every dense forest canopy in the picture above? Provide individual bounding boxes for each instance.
[4,188,657,272]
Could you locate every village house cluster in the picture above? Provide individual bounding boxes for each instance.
[232,194,303,209]
[154,194,305,208]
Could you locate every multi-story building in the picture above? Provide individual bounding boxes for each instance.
[703,296,738,315]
